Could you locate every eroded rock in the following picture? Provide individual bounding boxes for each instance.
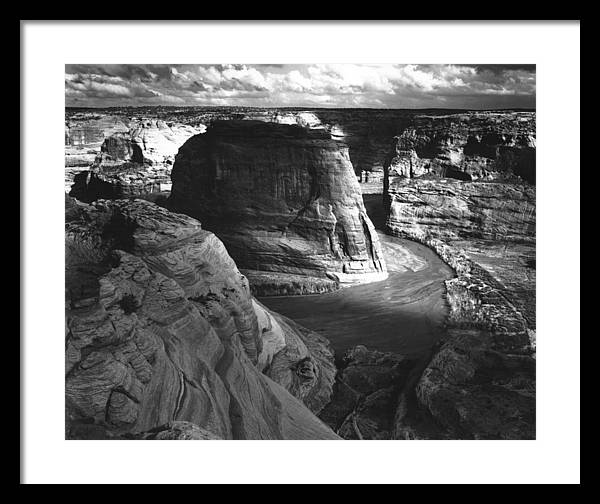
[65,198,338,439]
[68,120,200,201]
[168,120,388,294]
[382,114,536,439]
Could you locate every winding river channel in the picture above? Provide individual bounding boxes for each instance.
[259,193,455,357]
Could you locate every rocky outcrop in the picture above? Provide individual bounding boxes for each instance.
[168,121,388,295]
[319,346,420,439]
[384,112,536,184]
[65,115,131,165]
[95,120,201,169]
[65,115,131,192]
[65,197,338,439]
[68,120,200,200]
[383,117,536,439]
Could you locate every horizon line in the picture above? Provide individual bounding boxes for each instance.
[65,105,536,111]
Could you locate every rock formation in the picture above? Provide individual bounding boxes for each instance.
[168,121,387,295]
[65,114,131,166]
[68,120,201,201]
[65,115,131,192]
[392,241,536,440]
[66,108,536,184]
[319,345,421,439]
[65,197,338,440]
[386,179,536,244]
[384,112,536,184]
[383,113,536,439]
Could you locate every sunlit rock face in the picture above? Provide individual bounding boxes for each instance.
[69,120,201,201]
[65,197,338,440]
[383,111,536,440]
[95,120,202,168]
[65,115,131,161]
[168,120,388,295]
[258,111,323,129]
[65,115,131,192]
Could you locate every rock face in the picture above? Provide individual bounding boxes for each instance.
[66,108,536,183]
[384,112,536,184]
[386,179,536,244]
[68,120,200,201]
[65,115,131,192]
[65,197,338,440]
[65,115,131,166]
[383,113,536,439]
[168,121,388,295]
[95,120,202,169]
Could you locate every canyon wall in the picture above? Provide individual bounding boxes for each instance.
[65,197,338,440]
[66,108,535,185]
[65,115,131,167]
[384,112,535,185]
[168,120,387,295]
[383,112,536,439]
[65,115,131,192]
[69,120,201,202]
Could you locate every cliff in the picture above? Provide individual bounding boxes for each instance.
[68,120,200,200]
[382,114,536,439]
[384,112,535,184]
[65,108,536,183]
[65,197,338,440]
[65,115,131,192]
[168,121,388,295]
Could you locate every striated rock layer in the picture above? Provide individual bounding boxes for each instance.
[168,121,388,294]
[386,178,536,244]
[68,120,200,201]
[65,197,338,440]
[383,121,536,439]
[384,112,536,185]
[65,115,131,192]
[66,108,536,181]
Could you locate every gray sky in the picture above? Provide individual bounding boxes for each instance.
[65,64,536,109]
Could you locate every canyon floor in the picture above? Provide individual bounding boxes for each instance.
[259,188,454,357]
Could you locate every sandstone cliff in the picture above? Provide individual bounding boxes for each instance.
[383,116,536,439]
[384,112,536,185]
[68,120,200,201]
[65,197,337,439]
[65,115,131,192]
[168,121,388,295]
[66,108,536,184]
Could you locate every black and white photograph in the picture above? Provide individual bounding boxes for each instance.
[22,21,580,484]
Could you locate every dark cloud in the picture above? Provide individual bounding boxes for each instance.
[472,64,536,74]
[65,64,536,109]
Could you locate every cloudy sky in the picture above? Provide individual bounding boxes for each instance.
[65,64,535,109]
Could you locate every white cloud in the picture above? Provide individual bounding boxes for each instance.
[65,64,536,108]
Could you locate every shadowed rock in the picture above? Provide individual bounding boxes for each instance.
[168,120,388,295]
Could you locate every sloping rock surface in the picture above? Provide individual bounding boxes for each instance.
[65,197,338,439]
